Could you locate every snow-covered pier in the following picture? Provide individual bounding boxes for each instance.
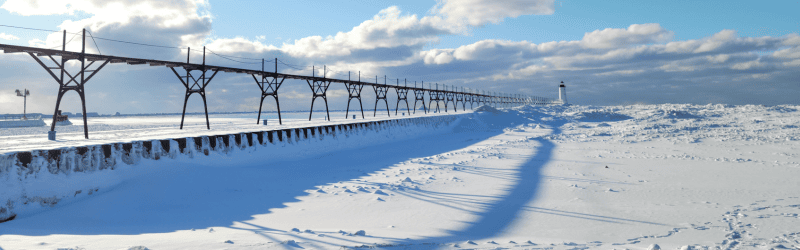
[1,113,465,223]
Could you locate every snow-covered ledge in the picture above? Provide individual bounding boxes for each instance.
[0,115,463,223]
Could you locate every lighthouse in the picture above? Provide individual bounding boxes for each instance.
[558,81,567,104]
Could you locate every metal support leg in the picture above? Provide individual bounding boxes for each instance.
[201,93,210,129]
[179,92,190,129]
[274,95,282,124]
[50,90,65,132]
[256,94,266,124]
[309,97,317,120]
[358,98,364,118]
[345,98,352,118]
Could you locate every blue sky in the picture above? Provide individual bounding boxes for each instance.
[208,1,799,47]
[0,0,798,115]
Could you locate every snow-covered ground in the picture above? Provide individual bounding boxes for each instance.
[1,104,799,250]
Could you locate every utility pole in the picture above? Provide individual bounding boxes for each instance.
[15,89,30,120]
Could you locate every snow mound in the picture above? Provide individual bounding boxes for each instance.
[454,108,532,133]
[474,105,501,114]
[354,230,366,236]
[576,110,632,122]
[660,110,701,119]
[768,105,798,113]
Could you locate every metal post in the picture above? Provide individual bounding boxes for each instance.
[179,47,190,129]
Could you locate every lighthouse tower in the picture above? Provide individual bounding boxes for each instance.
[558,81,567,104]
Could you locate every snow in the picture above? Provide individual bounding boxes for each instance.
[0,118,46,128]
[1,104,800,249]
[0,111,452,154]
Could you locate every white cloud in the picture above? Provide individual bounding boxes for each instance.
[581,23,673,49]
[773,47,800,59]
[784,59,800,67]
[730,60,763,70]
[281,6,453,59]
[594,69,646,76]
[2,0,212,58]
[421,49,455,64]
[706,54,730,63]
[693,29,736,53]
[432,0,554,26]
[0,33,20,40]
[27,38,46,47]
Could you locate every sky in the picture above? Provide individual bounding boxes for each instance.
[0,0,798,115]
